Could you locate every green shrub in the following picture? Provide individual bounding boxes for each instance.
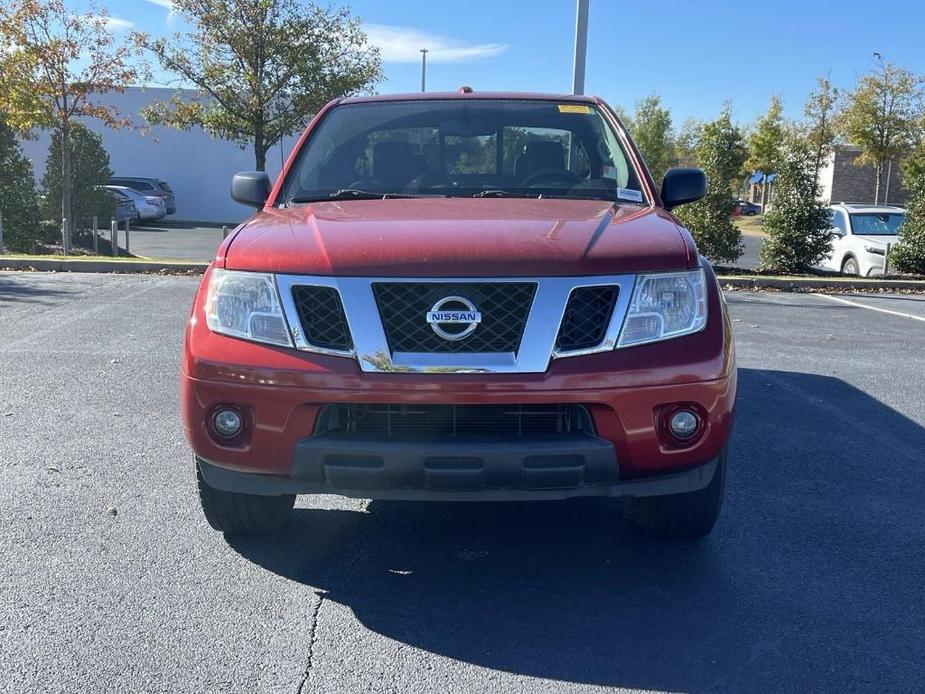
[0,120,41,252]
[759,140,833,273]
[889,172,925,275]
[41,123,113,245]
[674,107,746,263]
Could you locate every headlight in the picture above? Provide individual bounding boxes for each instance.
[863,245,886,256]
[204,269,292,347]
[617,269,707,347]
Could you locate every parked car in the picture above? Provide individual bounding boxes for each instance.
[182,91,736,540]
[104,188,137,222]
[105,185,166,222]
[821,202,905,276]
[107,176,176,214]
[735,200,761,216]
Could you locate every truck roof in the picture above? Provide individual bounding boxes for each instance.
[339,91,603,105]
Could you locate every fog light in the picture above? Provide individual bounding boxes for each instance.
[669,410,699,440]
[212,408,242,438]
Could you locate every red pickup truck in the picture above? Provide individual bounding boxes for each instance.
[181,91,736,540]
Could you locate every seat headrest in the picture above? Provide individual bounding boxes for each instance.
[514,141,566,178]
[373,141,422,185]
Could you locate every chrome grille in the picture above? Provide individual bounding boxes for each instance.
[372,282,536,353]
[555,286,619,352]
[291,286,353,352]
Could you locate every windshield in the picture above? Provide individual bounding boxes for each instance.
[849,212,904,235]
[280,99,643,204]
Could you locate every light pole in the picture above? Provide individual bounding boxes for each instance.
[873,51,888,204]
[420,48,428,92]
[572,0,590,95]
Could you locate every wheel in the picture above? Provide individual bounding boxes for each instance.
[746,210,758,216]
[842,256,859,276]
[196,462,295,534]
[630,447,726,539]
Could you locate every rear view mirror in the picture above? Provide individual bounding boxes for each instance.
[660,168,707,210]
[231,171,271,208]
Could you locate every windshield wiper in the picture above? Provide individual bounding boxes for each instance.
[472,190,624,202]
[472,190,541,199]
[288,189,417,204]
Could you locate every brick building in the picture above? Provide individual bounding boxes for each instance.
[816,145,908,206]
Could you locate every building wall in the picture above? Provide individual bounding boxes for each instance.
[816,152,836,203]
[19,87,299,224]
[828,146,908,206]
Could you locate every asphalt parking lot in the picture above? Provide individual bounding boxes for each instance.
[1,272,924,693]
[126,221,229,261]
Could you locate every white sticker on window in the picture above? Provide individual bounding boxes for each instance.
[617,187,643,203]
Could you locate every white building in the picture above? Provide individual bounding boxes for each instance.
[20,86,298,223]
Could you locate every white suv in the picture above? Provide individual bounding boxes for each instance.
[821,203,905,276]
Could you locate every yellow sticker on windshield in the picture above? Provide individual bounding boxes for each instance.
[557,104,591,114]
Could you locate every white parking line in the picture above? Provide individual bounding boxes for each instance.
[814,293,925,323]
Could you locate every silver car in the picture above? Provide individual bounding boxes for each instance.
[105,185,167,222]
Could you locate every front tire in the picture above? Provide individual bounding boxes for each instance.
[842,256,860,276]
[630,448,726,539]
[196,462,295,534]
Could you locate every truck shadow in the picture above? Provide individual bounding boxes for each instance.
[226,368,925,692]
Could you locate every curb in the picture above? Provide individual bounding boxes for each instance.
[0,257,209,274]
[715,275,925,291]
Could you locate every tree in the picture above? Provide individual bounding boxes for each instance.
[746,95,786,206]
[675,107,747,263]
[41,123,113,244]
[889,143,925,274]
[837,58,925,204]
[136,0,382,171]
[632,94,674,183]
[674,118,702,168]
[0,119,41,252]
[759,138,833,273]
[611,104,633,132]
[0,0,139,246]
[802,75,840,198]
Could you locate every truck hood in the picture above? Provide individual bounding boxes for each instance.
[222,198,693,276]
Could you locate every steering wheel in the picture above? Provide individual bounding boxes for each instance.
[347,178,382,189]
[520,168,585,188]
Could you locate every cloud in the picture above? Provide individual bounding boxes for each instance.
[92,16,135,31]
[141,0,176,21]
[364,24,507,64]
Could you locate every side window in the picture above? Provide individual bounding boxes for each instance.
[830,210,847,235]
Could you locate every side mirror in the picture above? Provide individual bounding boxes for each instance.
[660,168,707,210]
[231,171,271,208]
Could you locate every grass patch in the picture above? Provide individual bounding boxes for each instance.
[734,214,767,237]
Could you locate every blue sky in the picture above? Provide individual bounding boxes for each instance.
[94,0,925,127]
